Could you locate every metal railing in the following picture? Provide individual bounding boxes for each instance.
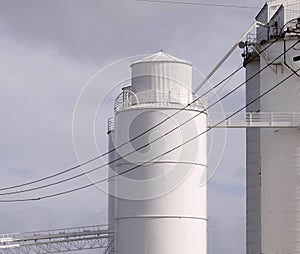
[114,89,206,113]
[208,112,300,128]
[107,112,300,133]
[108,117,115,133]
[0,225,114,254]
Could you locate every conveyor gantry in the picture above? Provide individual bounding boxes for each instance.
[0,225,114,254]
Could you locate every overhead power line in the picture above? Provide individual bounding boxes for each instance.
[1,62,299,202]
[0,66,242,196]
[0,39,299,202]
[0,36,283,194]
[0,66,241,193]
[137,0,261,10]
[0,36,287,196]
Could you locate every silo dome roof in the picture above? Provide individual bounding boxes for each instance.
[131,51,191,66]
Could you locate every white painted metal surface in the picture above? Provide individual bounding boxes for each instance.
[131,52,193,105]
[193,21,261,94]
[259,38,300,254]
[108,52,207,254]
[245,56,262,254]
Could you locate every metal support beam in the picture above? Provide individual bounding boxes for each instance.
[0,225,114,254]
[193,21,266,94]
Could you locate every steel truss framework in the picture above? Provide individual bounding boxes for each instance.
[0,225,114,254]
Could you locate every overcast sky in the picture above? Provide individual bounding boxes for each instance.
[0,1,268,254]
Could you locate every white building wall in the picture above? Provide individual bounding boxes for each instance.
[259,39,300,254]
[245,57,261,254]
[246,38,300,254]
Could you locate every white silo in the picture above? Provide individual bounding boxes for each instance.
[108,52,208,254]
[244,1,300,254]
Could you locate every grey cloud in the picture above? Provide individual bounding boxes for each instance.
[0,1,267,253]
[0,0,265,68]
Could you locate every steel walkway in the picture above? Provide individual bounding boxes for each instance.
[208,112,300,128]
[108,112,300,133]
[0,225,114,254]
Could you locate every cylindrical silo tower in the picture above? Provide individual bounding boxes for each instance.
[107,52,207,254]
[244,1,300,254]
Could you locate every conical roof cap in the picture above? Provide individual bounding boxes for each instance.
[132,51,191,66]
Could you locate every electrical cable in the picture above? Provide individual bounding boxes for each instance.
[0,35,290,196]
[5,0,296,194]
[0,40,299,200]
[207,64,243,103]
[0,67,241,196]
[137,0,260,10]
[1,62,298,202]
[0,66,241,193]
[0,34,283,193]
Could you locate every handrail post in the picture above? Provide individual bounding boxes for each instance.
[249,112,253,126]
